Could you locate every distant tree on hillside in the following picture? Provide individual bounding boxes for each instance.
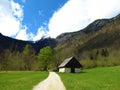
[0,49,10,70]
[54,45,63,70]
[22,44,37,70]
[101,48,109,57]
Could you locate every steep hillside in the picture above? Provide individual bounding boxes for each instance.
[55,14,120,60]
[56,19,110,45]
[78,14,120,53]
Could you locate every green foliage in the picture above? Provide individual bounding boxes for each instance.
[22,44,38,70]
[59,66,120,90]
[80,59,96,68]
[7,51,25,70]
[80,48,120,68]
[37,46,54,70]
[0,44,39,71]
[0,71,48,90]
[54,44,67,70]
[0,49,9,70]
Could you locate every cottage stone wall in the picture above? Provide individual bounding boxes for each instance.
[59,68,81,73]
[59,68,65,72]
[65,68,71,73]
[75,68,81,73]
[59,68,71,73]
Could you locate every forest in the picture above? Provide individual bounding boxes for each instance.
[0,45,55,71]
[0,44,120,71]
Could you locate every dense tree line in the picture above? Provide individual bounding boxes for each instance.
[54,44,120,69]
[0,45,55,71]
[0,44,120,71]
[79,48,120,68]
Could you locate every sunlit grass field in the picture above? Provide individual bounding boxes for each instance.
[0,66,120,90]
[0,71,48,90]
[59,66,120,90]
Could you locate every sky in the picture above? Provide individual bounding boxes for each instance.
[0,0,120,41]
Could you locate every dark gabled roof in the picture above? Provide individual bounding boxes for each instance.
[58,57,82,68]
[58,57,73,68]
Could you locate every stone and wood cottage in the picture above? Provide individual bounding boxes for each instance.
[58,57,82,73]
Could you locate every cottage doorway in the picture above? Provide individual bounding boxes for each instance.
[71,67,75,73]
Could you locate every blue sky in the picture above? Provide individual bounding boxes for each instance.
[0,0,120,41]
[17,0,67,34]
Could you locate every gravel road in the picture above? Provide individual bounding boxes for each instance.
[33,72,66,90]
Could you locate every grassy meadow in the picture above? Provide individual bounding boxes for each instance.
[0,66,120,90]
[0,71,48,90]
[59,66,120,90]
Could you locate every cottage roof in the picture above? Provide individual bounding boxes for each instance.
[58,57,73,68]
[58,57,82,68]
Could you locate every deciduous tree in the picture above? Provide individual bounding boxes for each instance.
[37,46,54,71]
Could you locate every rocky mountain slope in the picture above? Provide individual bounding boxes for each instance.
[55,14,120,59]
[56,19,110,45]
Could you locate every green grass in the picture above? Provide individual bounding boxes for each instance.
[0,66,120,90]
[0,71,48,90]
[58,66,120,90]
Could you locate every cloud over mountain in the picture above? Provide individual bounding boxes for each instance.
[48,0,120,38]
[1,0,120,41]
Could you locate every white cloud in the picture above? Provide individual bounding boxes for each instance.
[0,15,20,36]
[11,0,23,21]
[0,0,25,37]
[15,26,33,41]
[87,0,120,19]
[16,26,48,41]
[0,0,47,41]
[1,0,120,41]
[33,26,48,41]
[48,0,120,38]
[16,29,28,40]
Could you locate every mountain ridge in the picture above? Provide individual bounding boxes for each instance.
[56,18,110,45]
[0,14,120,55]
[0,33,56,54]
[54,14,120,60]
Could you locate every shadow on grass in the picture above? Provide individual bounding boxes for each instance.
[70,71,87,74]
[57,71,87,75]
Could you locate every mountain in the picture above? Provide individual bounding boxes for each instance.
[1,14,120,70]
[56,19,110,45]
[0,33,56,54]
[55,14,120,59]
[0,14,120,56]
[78,15,120,52]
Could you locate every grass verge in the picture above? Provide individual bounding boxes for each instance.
[0,71,48,90]
[58,66,120,90]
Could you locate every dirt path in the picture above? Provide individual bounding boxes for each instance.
[33,72,66,90]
